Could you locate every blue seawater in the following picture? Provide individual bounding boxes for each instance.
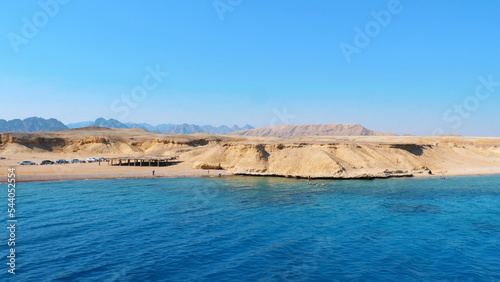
[3,175,500,281]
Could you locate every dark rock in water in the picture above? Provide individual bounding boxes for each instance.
[470,221,500,234]
[382,202,442,214]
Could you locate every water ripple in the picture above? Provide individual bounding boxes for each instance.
[6,175,500,281]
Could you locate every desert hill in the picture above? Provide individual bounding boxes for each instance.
[232,123,397,138]
[1,127,499,179]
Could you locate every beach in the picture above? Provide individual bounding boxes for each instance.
[0,153,500,183]
[0,157,233,182]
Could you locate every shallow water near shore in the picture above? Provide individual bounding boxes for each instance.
[4,175,500,281]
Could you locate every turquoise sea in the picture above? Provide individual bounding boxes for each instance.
[3,175,500,281]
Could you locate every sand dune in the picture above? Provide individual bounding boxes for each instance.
[0,128,499,181]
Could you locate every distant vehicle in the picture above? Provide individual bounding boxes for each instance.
[86,157,98,163]
[56,159,69,164]
[19,161,36,165]
[0,157,6,160]
[40,160,55,165]
[97,157,106,162]
[71,159,83,163]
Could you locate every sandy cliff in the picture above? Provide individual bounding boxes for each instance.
[0,128,499,179]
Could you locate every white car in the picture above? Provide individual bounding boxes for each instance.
[86,157,98,163]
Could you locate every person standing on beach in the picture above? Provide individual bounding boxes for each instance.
[152,170,155,177]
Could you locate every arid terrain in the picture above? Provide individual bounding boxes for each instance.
[0,127,499,182]
[232,123,397,138]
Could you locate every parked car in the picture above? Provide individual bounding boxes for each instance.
[0,157,6,160]
[97,157,106,162]
[56,159,69,164]
[40,160,55,165]
[71,159,83,163]
[87,157,98,163]
[19,161,36,165]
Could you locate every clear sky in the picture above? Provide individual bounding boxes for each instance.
[1,0,499,136]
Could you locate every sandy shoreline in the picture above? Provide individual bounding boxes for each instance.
[1,162,499,183]
[0,161,235,182]
[2,171,235,183]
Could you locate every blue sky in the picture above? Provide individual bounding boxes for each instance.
[1,0,499,136]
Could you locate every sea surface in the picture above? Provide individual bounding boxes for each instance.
[3,175,500,281]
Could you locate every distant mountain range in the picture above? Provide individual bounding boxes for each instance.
[66,121,93,129]
[2,117,254,135]
[0,117,68,133]
[83,118,254,134]
[91,118,129,129]
[232,123,397,138]
[0,117,399,137]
